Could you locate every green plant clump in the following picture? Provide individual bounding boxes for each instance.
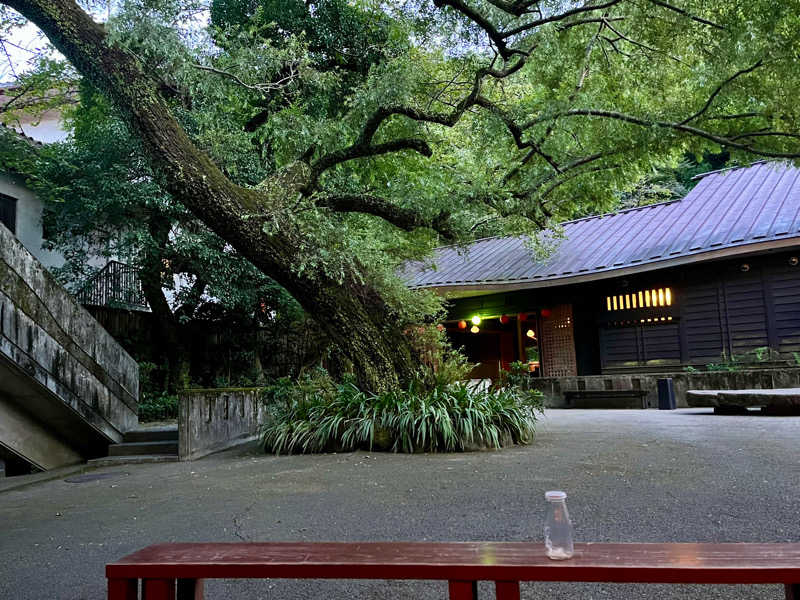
[259,370,543,455]
[137,394,178,422]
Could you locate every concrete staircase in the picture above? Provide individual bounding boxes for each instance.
[88,426,178,467]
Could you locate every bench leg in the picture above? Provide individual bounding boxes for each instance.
[108,578,137,600]
[495,581,520,600]
[177,578,204,600]
[143,578,175,600]
[786,584,800,600]
[449,580,478,600]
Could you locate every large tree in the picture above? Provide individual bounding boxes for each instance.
[2,0,800,391]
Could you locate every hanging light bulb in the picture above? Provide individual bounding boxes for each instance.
[526,329,536,339]
[471,315,482,325]
[470,325,480,334]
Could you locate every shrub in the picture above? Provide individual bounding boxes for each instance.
[137,394,179,422]
[259,373,543,455]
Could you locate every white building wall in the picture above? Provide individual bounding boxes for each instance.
[0,171,64,270]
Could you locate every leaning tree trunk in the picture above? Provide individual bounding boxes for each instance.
[7,0,425,392]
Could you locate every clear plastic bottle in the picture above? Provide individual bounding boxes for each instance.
[544,490,574,560]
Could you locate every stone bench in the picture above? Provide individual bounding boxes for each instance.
[564,389,649,409]
[106,541,800,599]
[687,389,800,414]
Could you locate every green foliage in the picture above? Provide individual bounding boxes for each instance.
[137,361,178,421]
[260,369,543,454]
[137,394,179,422]
[703,347,784,372]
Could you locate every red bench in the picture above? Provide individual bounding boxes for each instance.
[107,541,800,599]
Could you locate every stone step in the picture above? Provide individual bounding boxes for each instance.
[123,426,178,443]
[107,440,178,457]
[87,455,179,468]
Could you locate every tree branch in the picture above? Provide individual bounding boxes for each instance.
[501,0,621,39]
[523,108,800,158]
[647,0,724,30]
[317,194,455,239]
[677,60,763,126]
[307,139,432,192]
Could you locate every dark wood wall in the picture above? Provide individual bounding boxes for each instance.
[598,253,800,371]
[445,250,800,376]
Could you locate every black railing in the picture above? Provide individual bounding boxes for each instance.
[75,261,149,311]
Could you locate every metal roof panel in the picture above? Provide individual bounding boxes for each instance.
[406,162,800,290]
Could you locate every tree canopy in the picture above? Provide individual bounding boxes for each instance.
[2,0,800,391]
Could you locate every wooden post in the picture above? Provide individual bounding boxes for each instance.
[786,583,800,600]
[143,578,175,600]
[108,578,137,600]
[495,580,520,600]
[448,580,478,600]
[516,315,524,362]
[177,579,204,600]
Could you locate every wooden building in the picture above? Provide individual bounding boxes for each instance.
[406,162,800,379]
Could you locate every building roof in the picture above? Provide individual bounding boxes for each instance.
[406,161,800,294]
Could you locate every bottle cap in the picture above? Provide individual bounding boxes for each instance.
[545,490,567,501]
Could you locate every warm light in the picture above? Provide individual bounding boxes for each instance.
[658,288,665,306]
[625,294,631,309]
[606,297,612,311]
[638,291,644,307]
[632,294,637,308]
[526,329,536,339]
[470,325,479,334]
[612,296,618,310]
[471,315,481,325]
[458,320,467,330]
[665,288,672,306]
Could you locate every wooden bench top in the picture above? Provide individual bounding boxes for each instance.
[107,542,800,584]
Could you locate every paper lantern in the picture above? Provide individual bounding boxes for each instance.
[518,312,527,321]
[499,314,509,325]
[458,320,467,330]
[540,308,552,318]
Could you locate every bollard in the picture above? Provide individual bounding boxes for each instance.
[657,378,676,410]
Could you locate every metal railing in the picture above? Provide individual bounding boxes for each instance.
[75,261,150,311]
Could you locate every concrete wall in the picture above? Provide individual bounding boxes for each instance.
[531,368,800,408]
[0,223,139,470]
[179,388,268,461]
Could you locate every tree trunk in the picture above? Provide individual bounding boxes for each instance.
[138,215,189,395]
[6,0,425,392]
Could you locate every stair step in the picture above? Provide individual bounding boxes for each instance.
[108,440,178,456]
[123,426,178,443]
[87,455,179,467]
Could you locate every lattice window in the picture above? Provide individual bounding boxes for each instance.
[541,304,577,377]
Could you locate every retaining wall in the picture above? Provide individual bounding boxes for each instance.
[178,388,268,460]
[0,223,138,469]
[531,368,800,408]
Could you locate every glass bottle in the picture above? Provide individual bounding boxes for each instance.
[544,490,574,560]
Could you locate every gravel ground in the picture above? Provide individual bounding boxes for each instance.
[1,408,799,599]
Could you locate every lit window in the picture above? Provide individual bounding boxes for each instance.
[605,287,675,312]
